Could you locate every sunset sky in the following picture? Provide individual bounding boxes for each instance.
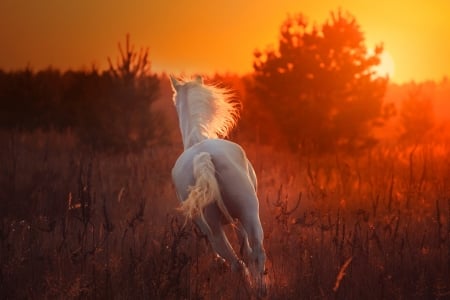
[0,0,449,83]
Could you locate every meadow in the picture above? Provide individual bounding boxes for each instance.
[0,127,449,299]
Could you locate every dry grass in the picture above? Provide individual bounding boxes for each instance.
[1,130,449,299]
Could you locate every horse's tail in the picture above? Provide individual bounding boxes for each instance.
[179,152,234,228]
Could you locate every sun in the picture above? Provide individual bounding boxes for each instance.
[373,51,395,79]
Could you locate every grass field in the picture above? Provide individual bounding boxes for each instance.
[1,130,449,299]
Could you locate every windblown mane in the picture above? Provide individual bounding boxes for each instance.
[184,80,240,139]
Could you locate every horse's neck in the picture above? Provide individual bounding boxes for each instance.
[182,129,208,149]
[177,95,215,149]
[178,115,208,149]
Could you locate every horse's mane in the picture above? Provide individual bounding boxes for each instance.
[182,78,240,139]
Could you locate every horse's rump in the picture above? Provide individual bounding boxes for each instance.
[179,151,234,229]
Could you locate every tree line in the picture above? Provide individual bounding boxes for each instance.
[0,35,160,153]
[0,11,442,153]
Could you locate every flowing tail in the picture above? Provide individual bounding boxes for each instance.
[179,152,234,229]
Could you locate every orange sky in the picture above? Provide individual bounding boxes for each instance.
[0,0,449,83]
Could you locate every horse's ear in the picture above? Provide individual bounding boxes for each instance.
[195,75,203,85]
[169,75,181,90]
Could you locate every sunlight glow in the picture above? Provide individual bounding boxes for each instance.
[373,51,395,79]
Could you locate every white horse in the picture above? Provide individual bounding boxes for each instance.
[170,75,267,296]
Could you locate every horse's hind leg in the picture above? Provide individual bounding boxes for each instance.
[241,215,266,271]
[194,217,243,272]
[236,223,252,259]
[241,215,268,297]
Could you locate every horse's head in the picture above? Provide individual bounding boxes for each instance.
[169,75,203,110]
[171,74,203,86]
[169,75,239,149]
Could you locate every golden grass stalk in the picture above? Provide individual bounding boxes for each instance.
[333,256,353,293]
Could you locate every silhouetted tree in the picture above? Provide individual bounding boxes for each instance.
[0,68,34,130]
[251,10,389,153]
[77,34,160,152]
[0,67,64,130]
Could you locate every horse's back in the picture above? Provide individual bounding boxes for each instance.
[172,139,248,177]
[172,139,258,218]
